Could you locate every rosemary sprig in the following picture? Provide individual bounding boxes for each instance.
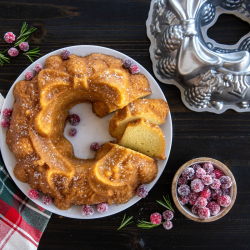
[14,36,29,47]
[0,50,10,67]
[24,47,40,62]
[156,194,174,212]
[117,214,133,230]
[137,220,162,229]
[19,22,28,38]
[17,22,37,40]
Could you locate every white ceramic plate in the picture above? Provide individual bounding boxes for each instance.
[0,45,172,219]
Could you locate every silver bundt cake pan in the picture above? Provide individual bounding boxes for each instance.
[146,0,250,113]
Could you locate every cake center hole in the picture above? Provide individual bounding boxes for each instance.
[63,103,113,159]
[207,14,250,45]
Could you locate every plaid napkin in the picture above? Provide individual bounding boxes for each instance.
[0,155,52,250]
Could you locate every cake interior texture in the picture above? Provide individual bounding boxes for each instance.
[118,119,166,160]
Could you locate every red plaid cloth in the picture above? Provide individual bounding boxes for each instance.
[0,155,51,250]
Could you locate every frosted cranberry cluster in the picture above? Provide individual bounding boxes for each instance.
[1,108,12,128]
[24,49,70,82]
[28,189,52,205]
[28,188,108,216]
[122,58,140,74]
[66,112,100,151]
[177,162,232,220]
[136,185,174,230]
[150,210,174,230]
[4,32,29,57]
[81,203,109,217]
[24,63,43,81]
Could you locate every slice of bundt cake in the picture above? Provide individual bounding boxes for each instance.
[88,142,158,205]
[118,119,166,159]
[109,98,169,139]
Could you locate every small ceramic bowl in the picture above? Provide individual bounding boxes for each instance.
[172,157,237,222]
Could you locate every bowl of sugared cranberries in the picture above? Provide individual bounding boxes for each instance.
[172,157,237,222]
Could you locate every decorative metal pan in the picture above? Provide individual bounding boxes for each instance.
[146,0,250,113]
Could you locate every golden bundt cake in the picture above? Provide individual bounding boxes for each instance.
[118,119,166,160]
[109,98,169,139]
[6,53,156,210]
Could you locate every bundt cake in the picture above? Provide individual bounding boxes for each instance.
[6,53,157,210]
[118,119,166,159]
[109,98,169,139]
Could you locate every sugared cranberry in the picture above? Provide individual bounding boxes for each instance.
[69,128,77,136]
[8,47,19,57]
[25,71,34,81]
[28,189,40,200]
[179,195,189,205]
[196,168,206,179]
[81,205,94,217]
[150,212,162,224]
[3,108,12,117]
[200,187,211,199]
[163,220,173,230]
[123,58,132,69]
[4,32,15,43]
[210,172,216,179]
[90,142,100,151]
[34,63,43,74]
[191,179,204,193]
[19,42,29,51]
[129,64,140,74]
[177,177,188,186]
[61,49,70,60]
[220,176,232,189]
[68,114,80,126]
[192,205,199,215]
[163,210,174,220]
[1,118,10,128]
[210,179,221,189]
[211,189,222,200]
[137,184,148,198]
[221,188,230,195]
[202,175,213,185]
[207,201,220,215]
[195,197,208,208]
[214,169,224,179]
[42,195,52,205]
[198,207,210,219]
[217,195,231,207]
[189,192,199,205]
[182,167,195,180]
[97,202,108,213]
[192,164,202,171]
[203,162,214,174]
[178,184,190,196]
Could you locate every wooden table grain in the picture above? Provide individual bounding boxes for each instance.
[1,1,250,249]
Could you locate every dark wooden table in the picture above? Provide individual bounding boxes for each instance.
[1,1,250,249]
